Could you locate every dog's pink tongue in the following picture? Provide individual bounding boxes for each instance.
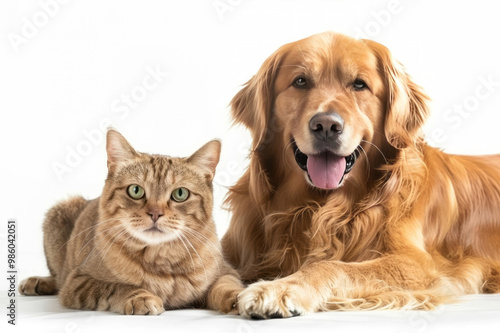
[306,153,346,189]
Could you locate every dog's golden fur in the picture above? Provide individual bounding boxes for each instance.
[221,32,500,318]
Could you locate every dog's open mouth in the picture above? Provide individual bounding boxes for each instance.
[292,140,359,190]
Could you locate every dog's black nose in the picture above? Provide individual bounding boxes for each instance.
[309,112,344,141]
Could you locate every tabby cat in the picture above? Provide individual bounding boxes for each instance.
[19,129,243,315]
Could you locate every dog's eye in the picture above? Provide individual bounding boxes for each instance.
[353,79,368,91]
[293,77,308,88]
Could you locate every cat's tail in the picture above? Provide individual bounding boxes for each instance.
[43,196,89,277]
[20,196,89,296]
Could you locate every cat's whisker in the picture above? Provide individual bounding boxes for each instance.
[79,226,117,265]
[73,217,132,247]
[182,228,223,255]
[78,223,125,263]
[182,229,221,274]
[96,229,130,269]
[166,219,183,223]
[99,227,129,255]
[75,223,122,260]
[177,233,197,274]
[179,233,209,285]
[182,229,223,258]
[58,215,132,252]
[81,226,128,267]
[57,207,114,251]
[116,232,134,257]
[188,224,220,239]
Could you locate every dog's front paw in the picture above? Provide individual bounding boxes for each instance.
[238,280,306,319]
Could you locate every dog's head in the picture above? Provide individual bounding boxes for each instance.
[232,32,429,191]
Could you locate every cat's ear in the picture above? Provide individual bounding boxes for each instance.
[106,129,138,171]
[188,140,221,180]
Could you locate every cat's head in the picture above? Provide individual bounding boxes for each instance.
[100,129,221,245]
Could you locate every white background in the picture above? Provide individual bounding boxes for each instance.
[1,0,500,291]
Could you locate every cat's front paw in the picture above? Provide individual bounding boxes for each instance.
[238,280,305,319]
[19,276,57,296]
[218,288,243,315]
[123,292,164,315]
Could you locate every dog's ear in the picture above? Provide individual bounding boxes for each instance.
[230,46,286,150]
[230,46,287,206]
[363,40,430,149]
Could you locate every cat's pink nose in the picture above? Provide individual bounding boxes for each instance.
[147,209,164,223]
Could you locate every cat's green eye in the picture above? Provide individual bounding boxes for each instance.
[171,187,190,202]
[127,184,145,199]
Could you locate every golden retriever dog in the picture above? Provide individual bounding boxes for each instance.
[221,32,500,319]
